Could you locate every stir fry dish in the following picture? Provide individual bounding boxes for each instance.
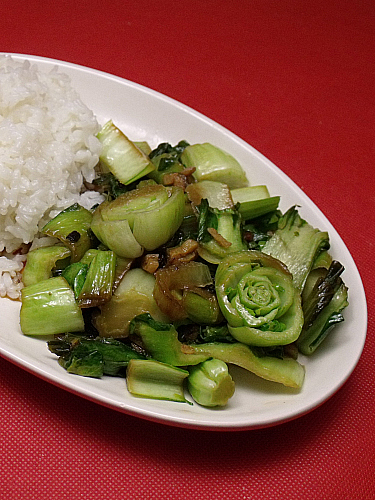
[19,121,349,408]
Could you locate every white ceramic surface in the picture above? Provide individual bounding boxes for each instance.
[0,54,367,430]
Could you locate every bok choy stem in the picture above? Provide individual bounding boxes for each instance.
[180,143,248,189]
[20,277,85,336]
[126,359,190,403]
[22,245,71,287]
[97,120,155,185]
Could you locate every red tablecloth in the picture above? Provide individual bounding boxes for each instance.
[1,1,374,499]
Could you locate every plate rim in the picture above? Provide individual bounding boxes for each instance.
[0,53,368,431]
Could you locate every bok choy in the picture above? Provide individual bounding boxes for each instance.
[18,130,350,410]
[91,183,185,258]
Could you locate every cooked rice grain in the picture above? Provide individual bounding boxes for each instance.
[0,55,101,252]
[0,254,25,299]
[0,55,102,298]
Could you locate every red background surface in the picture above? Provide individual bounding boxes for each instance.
[1,1,374,499]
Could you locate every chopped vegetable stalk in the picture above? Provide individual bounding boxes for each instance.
[215,250,303,346]
[93,268,169,338]
[182,289,224,325]
[42,203,94,262]
[231,185,280,221]
[191,342,305,389]
[297,261,349,355]
[130,314,209,366]
[196,199,246,264]
[112,256,133,290]
[130,314,305,388]
[311,250,332,271]
[91,184,185,258]
[153,261,216,322]
[62,261,89,298]
[91,214,143,259]
[238,197,281,221]
[97,120,155,185]
[262,206,330,291]
[188,358,235,407]
[231,185,271,203]
[180,143,248,189]
[186,180,234,210]
[20,277,85,336]
[126,359,190,403]
[302,261,345,329]
[22,245,71,287]
[76,250,116,308]
[134,141,152,156]
[147,141,189,184]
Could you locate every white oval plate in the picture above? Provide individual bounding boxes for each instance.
[0,54,367,430]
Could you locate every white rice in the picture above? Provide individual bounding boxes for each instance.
[0,54,104,299]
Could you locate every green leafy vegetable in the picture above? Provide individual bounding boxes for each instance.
[20,277,85,336]
[18,133,351,407]
[130,314,305,388]
[180,143,248,189]
[297,261,349,354]
[48,335,146,377]
[187,358,235,407]
[196,199,246,263]
[147,140,189,183]
[91,184,185,258]
[126,359,190,403]
[94,268,169,338]
[97,120,155,185]
[215,250,303,346]
[92,172,129,200]
[42,203,95,262]
[23,245,71,287]
[262,206,330,291]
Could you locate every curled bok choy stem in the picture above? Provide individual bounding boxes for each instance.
[187,358,235,407]
[215,250,303,346]
[91,183,185,258]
